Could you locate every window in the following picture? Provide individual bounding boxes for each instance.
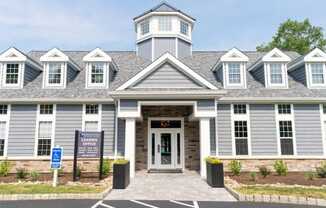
[158,16,172,31]
[140,20,150,35]
[234,121,248,155]
[311,63,324,84]
[234,104,247,114]
[86,104,98,114]
[279,121,294,155]
[180,21,189,35]
[270,63,283,84]
[91,63,104,84]
[40,104,53,115]
[48,63,62,84]
[85,121,98,132]
[0,105,8,115]
[37,121,52,156]
[228,63,241,84]
[278,104,291,114]
[0,121,6,156]
[5,63,19,84]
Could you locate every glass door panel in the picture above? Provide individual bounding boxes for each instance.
[160,133,172,165]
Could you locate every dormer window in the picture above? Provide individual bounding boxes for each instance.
[310,63,325,85]
[180,21,189,35]
[140,20,150,35]
[90,63,104,84]
[227,63,241,84]
[265,62,288,88]
[158,16,172,31]
[269,63,283,84]
[5,63,19,85]
[48,63,63,85]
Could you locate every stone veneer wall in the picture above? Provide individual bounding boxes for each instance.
[135,106,200,171]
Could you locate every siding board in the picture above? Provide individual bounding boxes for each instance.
[102,104,115,156]
[217,104,232,156]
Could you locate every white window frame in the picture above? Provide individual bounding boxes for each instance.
[1,62,24,88]
[34,104,56,158]
[180,21,189,36]
[224,62,247,89]
[231,104,251,156]
[265,62,288,88]
[82,104,102,132]
[140,19,150,36]
[306,63,326,88]
[85,62,109,89]
[43,62,66,88]
[0,104,10,157]
[275,104,297,156]
[158,16,172,32]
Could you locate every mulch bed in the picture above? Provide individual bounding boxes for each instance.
[0,172,110,184]
[228,172,326,186]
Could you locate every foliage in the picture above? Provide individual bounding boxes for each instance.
[249,172,257,182]
[304,172,316,181]
[273,160,288,176]
[228,160,241,176]
[316,162,326,178]
[205,156,222,164]
[114,159,129,165]
[51,167,64,176]
[258,166,271,178]
[99,159,112,176]
[256,19,326,54]
[16,168,29,179]
[30,171,40,182]
[0,160,11,177]
[76,166,82,178]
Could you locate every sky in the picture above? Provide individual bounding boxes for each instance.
[0,0,325,53]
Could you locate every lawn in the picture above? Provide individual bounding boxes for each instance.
[0,184,106,194]
[236,185,326,199]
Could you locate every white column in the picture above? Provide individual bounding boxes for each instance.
[124,118,136,178]
[199,118,211,178]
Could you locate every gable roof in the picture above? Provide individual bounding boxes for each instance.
[212,48,249,71]
[133,1,196,22]
[40,48,81,71]
[116,53,217,90]
[288,48,326,71]
[0,47,42,70]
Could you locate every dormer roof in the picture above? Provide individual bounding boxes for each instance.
[0,47,42,70]
[212,48,249,71]
[288,48,326,71]
[40,48,81,71]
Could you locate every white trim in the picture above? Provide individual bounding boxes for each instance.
[116,53,217,90]
[40,48,81,71]
[199,117,210,178]
[215,100,219,156]
[306,62,326,89]
[134,12,195,24]
[275,104,297,156]
[82,104,102,132]
[114,103,118,158]
[0,104,10,157]
[220,48,249,63]
[117,99,142,118]
[193,101,216,118]
[223,62,247,89]
[125,118,136,178]
[85,62,109,89]
[43,62,66,89]
[288,48,326,71]
[1,62,24,89]
[262,48,291,62]
[265,62,289,89]
[319,104,326,157]
[231,104,251,156]
[82,48,112,62]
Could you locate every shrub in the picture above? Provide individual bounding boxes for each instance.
[76,166,82,178]
[250,172,257,182]
[16,168,29,179]
[258,166,271,178]
[100,159,112,176]
[30,171,40,182]
[316,162,326,178]
[304,172,316,181]
[205,156,222,164]
[0,160,11,177]
[273,160,288,176]
[228,160,241,176]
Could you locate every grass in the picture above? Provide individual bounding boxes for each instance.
[0,184,105,194]
[236,185,326,199]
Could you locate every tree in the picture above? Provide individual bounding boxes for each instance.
[256,19,326,54]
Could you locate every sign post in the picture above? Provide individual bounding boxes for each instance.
[51,146,63,187]
[73,130,104,181]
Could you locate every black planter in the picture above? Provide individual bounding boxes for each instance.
[113,162,130,189]
[206,162,224,187]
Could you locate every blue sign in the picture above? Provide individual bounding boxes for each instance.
[51,147,63,169]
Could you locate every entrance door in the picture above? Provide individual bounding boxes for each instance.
[148,119,184,170]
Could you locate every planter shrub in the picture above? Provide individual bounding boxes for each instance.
[259,166,271,178]
[113,159,130,189]
[0,160,11,177]
[316,162,326,178]
[273,160,288,176]
[205,157,224,187]
[229,160,241,176]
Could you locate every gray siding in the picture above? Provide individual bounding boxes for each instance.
[154,37,176,59]
[117,119,125,156]
[197,99,215,111]
[294,104,324,155]
[216,67,224,84]
[210,118,216,155]
[120,100,138,111]
[24,64,40,85]
[7,105,37,156]
[102,104,115,156]
[290,65,306,86]
[250,104,278,155]
[55,104,82,156]
[217,104,232,156]
[251,65,265,85]
[67,65,77,82]
[133,63,202,88]
[177,38,191,58]
[137,39,152,61]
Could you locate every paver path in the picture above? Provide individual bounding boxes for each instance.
[105,171,236,201]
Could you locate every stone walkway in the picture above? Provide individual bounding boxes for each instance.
[105,170,236,201]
